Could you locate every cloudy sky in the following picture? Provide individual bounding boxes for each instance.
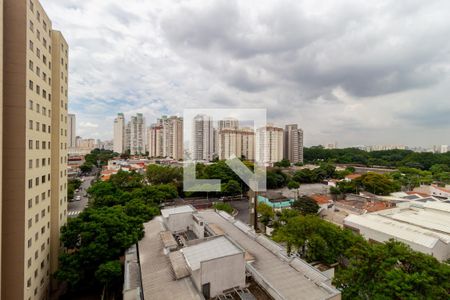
[41,0,450,147]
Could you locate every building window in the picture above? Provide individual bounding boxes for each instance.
[29,80,34,90]
[35,177,39,186]
[36,48,40,58]
[28,179,33,188]
[28,258,32,268]
[35,140,39,149]
[29,120,33,130]
[27,278,31,288]
[29,20,34,32]
[28,218,33,228]
[36,30,40,41]
[35,195,39,205]
[28,239,32,248]
[29,140,33,149]
[36,159,39,168]
[29,40,34,51]
[28,199,32,208]
[41,175,45,183]
[29,60,34,71]
[36,122,40,131]
[42,158,45,166]
[36,104,40,113]
[29,100,33,110]
[28,159,33,169]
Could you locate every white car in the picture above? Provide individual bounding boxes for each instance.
[75,195,81,201]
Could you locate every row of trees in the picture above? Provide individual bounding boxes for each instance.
[304,146,450,171]
[56,170,177,296]
[272,213,450,299]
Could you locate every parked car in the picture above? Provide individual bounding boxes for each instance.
[75,195,81,201]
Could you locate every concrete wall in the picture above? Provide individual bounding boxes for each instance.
[166,212,194,233]
[199,253,245,298]
[192,218,204,239]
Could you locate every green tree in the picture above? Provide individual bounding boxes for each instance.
[291,196,319,215]
[213,202,233,214]
[146,164,182,185]
[274,159,291,168]
[55,206,144,290]
[257,202,274,226]
[334,240,450,299]
[287,180,300,189]
[222,179,242,195]
[355,172,400,195]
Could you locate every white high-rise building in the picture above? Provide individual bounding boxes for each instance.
[192,114,214,161]
[127,113,146,155]
[256,125,284,165]
[68,113,76,148]
[440,145,448,153]
[113,113,125,154]
[284,124,304,164]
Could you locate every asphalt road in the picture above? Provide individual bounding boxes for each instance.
[68,175,95,217]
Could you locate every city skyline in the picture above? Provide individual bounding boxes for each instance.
[40,0,450,147]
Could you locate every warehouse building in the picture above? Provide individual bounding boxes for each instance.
[344,201,450,261]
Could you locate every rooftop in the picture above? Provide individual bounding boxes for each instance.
[198,210,340,300]
[161,205,196,218]
[345,202,450,249]
[181,236,243,271]
[138,218,202,300]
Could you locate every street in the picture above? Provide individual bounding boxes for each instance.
[68,175,95,217]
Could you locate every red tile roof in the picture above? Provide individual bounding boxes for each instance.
[345,173,362,180]
[310,194,332,205]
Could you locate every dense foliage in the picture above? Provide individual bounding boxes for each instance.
[67,178,82,200]
[273,214,450,299]
[80,149,118,174]
[291,196,320,215]
[304,146,450,171]
[56,170,177,292]
[213,202,233,214]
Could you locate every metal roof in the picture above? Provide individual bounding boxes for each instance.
[344,214,446,248]
[161,205,196,218]
[181,236,243,271]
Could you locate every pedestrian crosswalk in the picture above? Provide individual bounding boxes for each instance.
[68,210,81,217]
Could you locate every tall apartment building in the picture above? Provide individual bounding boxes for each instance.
[147,123,163,157]
[192,114,214,161]
[218,128,255,161]
[284,124,304,164]
[67,113,75,148]
[2,1,69,299]
[152,116,183,160]
[113,113,125,154]
[256,125,284,165]
[218,117,239,130]
[127,113,145,155]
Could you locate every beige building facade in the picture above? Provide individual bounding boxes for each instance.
[218,128,255,161]
[2,0,68,298]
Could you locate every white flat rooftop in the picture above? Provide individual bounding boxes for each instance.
[181,236,243,271]
[161,205,196,218]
